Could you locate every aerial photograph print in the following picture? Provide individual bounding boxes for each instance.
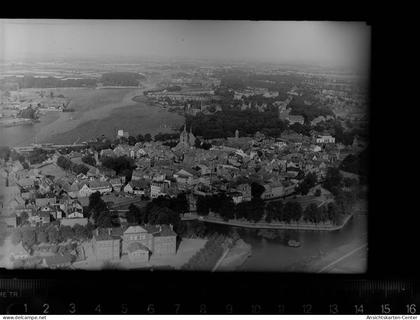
[0,19,370,273]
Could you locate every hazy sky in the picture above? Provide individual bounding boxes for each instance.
[1,20,370,70]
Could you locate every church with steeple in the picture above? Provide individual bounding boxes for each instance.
[176,124,196,148]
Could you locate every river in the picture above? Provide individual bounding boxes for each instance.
[0,111,61,146]
[0,87,184,147]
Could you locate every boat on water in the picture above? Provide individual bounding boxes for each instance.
[287,239,301,247]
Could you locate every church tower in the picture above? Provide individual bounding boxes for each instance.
[179,125,188,145]
[188,126,196,146]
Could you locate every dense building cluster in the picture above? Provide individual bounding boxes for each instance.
[0,63,368,270]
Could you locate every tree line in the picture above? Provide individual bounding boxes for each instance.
[57,156,89,175]
[100,72,146,87]
[100,155,135,181]
[125,194,188,232]
[185,109,288,139]
[5,75,97,88]
[288,95,334,122]
[340,148,368,177]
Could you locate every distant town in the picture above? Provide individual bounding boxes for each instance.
[0,59,368,271]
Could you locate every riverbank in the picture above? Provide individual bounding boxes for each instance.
[37,88,140,143]
[49,100,184,144]
[180,202,367,273]
[0,118,35,128]
[0,86,185,146]
[0,88,135,146]
[181,212,354,231]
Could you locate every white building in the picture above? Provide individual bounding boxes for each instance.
[117,129,129,139]
[260,182,284,200]
[316,135,335,144]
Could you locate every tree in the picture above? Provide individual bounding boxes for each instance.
[318,205,329,223]
[194,138,202,148]
[57,155,89,175]
[303,203,320,223]
[145,204,180,228]
[196,196,210,216]
[314,189,322,197]
[247,199,265,222]
[170,193,189,214]
[57,155,72,170]
[219,196,235,221]
[95,212,114,228]
[11,228,22,245]
[47,227,60,243]
[323,167,343,195]
[73,224,89,240]
[0,146,11,161]
[36,228,48,243]
[266,200,284,222]
[326,202,340,225]
[126,204,142,224]
[296,172,317,195]
[283,202,303,222]
[100,156,134,176]
[81,154,96,166]
[144,133,152,142]
[335,190,356,215]
[87,192,109,223]
[235,201,253,220]
[251,182,265,200]
[128,136,137,146]
[59,225,74,241]
[86,222,95,239]
[21,227,36,248]
[265,209,275,223]
[19,211,29,226]
[343,177,357,189]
